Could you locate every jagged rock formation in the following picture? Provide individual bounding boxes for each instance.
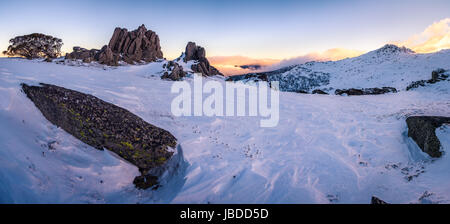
[65,25,163,66]
[406,116,450,158]
[108,24,163,64]
[371,196,389,204]
[183,42,222,76]
[335,87,397,96]
[161,61,186,81]
[22,83,177,189]
[406,68,449,91]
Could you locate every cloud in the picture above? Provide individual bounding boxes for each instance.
[395,18,450,53]
[213,18,450,76]
[210,48,364,75]
[208,56,279,75]
[228,48,364,74]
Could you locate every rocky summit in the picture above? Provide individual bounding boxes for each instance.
[65,24,163,66]
[184,42,223,76]
[22,83,177,189]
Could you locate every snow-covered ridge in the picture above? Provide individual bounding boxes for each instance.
[0,54,449,204]
[228,45,450,93]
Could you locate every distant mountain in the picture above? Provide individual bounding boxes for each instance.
[226,44,450,93]
[236,64,263,70]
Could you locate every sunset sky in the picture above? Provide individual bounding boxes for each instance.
[1,0,450,74]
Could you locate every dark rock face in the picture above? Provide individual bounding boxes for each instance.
[22,83,177,189]
[371,196,389,204]
[406,69,449,91]
[65,25,163,66]
[312,89,328,95]
[183,42,222,76]
[184,42,206,62]
[161,61,186,81]
[335,87,397,96]
[406,116,450,158]
[108,24,163,64]
[65,47,100,63]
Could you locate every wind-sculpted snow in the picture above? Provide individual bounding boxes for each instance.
[0,57,449,204]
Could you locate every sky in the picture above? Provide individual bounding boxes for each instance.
[1,0,450,74]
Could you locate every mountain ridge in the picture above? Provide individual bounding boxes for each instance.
[226,44,450,93]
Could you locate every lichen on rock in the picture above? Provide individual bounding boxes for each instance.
[22,83,177,189]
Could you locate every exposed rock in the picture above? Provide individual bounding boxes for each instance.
[184,42,206,62]
[108,24,163,64]
[97,45,117,66]
[312,89,328,95]
[161,61,186,81]
[65,25,163,66]
[406,68,449,91]
[335,87,397,96]
[371,196,389,204]
[406,116,450,158]
[22,83,177,189]
[183,42,222,76]
[65,47,100,63]
[374,44,415,55]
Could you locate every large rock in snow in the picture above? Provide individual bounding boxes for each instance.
[108,24,163,64]
[65,47,100,63]
[335,87,397,96]
[183,42,223,76]
[65,24,163,66]
[406,68,449,91]
[22,83,177,189]
[406,116,450,158]
[371,196,389,204]
[161,61,186,81]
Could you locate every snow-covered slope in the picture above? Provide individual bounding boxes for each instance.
[228,45,450,93]
[0,56,449,204]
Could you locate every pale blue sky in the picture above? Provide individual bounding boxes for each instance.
[1,0,449,59]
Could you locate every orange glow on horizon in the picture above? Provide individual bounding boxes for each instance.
[394,18,450,53]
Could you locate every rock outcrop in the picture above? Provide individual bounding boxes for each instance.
[65,47,100,63]
[108,24,163,64]
[312,89,328,95]
[335,87,397,96]
[65,24,163,66]
[22,83,177,189]
[371,196,389,204]
[406,68,449,91]
[183,42,222,76]
[161,61,186,81]
[406,116,450,158]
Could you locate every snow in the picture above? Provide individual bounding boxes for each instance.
[0,54,449,204]
[235,45,450,93]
